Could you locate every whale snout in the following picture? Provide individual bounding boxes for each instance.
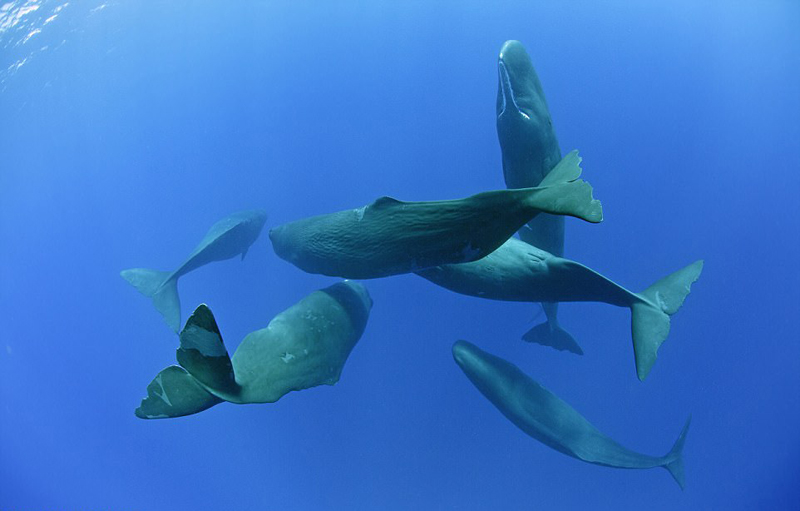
[452,340,479,370]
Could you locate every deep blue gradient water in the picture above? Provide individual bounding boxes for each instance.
[2,1,799,509]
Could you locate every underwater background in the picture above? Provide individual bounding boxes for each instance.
[1,1,799,509]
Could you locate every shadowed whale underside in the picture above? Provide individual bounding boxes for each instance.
[135,280,372,419]
[417,238,703,380]
[453,340,691,489]
[269,151,601,279]
[121,209,267,333]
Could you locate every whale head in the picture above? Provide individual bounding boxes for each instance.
[496,40,560,188]
[452,340,520,396]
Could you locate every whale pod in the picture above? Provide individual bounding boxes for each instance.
[135,280,372,419]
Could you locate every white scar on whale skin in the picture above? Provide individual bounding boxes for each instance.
[181,324,228,357]
[460,243,482,262]
[498,60,530,120]
[354,206,366,221]
[154,373,172,407]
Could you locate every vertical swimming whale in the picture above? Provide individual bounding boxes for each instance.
[453,340,691,488]
[497,40,574,351]
[121,209,267,333]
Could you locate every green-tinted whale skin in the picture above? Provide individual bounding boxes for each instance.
[228,281,371,404]
[135,281,372,419]
[452,340,690,489]
[497,40,563,256]
[418,238,634,303]
[497,40,569,349]
[419,240,703,380]
[269,152,601,280]
[121,209,268,332]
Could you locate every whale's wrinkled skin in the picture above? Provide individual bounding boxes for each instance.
[135,281,372,419]
[269,151,601,280]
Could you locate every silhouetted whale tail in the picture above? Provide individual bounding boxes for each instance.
[135,304,239,419]
[663,415,692,490]
[522,319,583,355]
[631,260,704,381]
[121,268,181,333]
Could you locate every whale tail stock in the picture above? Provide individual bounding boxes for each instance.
[663,415,692,490]
[522,302,583,355]
[135,304,240,419]
[526,150,603,224]
[121,268,181,333]
[631,260,704,381]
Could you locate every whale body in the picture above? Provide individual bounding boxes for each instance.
[121,209,268,332]
[418,238,703,380]
[497,40,572,349]
[452,340,690,489]
[135,280,372,419]
[269,151,601,280]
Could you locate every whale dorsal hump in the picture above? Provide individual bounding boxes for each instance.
[371,196,404,209]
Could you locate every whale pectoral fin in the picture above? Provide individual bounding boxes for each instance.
[135,365,223,419]
[241,248,249,261]
[177,304,240,397]
[539,150,583,186]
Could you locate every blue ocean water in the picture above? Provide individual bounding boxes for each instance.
[1,1,799,509]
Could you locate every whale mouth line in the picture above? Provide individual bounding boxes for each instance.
[498,60,530,121]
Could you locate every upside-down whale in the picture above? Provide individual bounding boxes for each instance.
[136,280,372,419]
[497,39,573,351]
[121,209,267,333]
[452,340,691,488]
[269,151,602,279]
[418,238,703,380]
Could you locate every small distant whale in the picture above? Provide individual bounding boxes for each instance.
[121,209,267,333]
[418,238,703,380]
[452,340,691,489]
[135,280,372,419]
[269,151,602,279]
[497,40,572,350]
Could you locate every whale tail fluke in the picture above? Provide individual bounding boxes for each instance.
[176,304,240,399]
[121,268,181,333]
[631,260,704,381]
[135,304,240,420]
[527,150,603,224]
[135,365,223,419]
[663,415,692,490]
[522,320,583,355]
